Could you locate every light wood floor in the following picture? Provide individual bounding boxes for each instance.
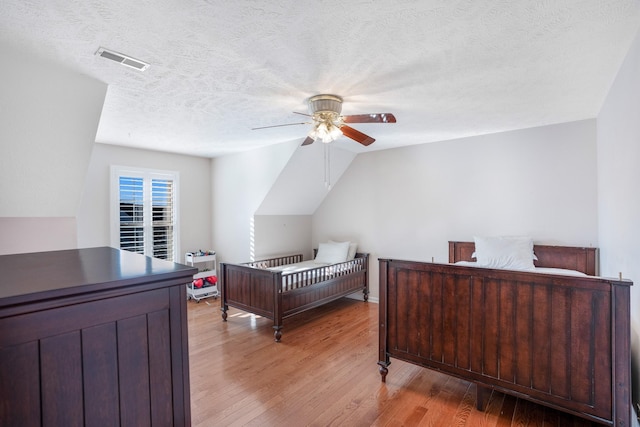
[187,297,599,427]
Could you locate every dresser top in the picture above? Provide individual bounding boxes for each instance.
[0,247,196,307]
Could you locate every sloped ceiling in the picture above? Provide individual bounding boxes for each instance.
[256,143,357,215]
[1,1,639,158]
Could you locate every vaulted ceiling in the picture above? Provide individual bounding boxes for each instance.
[1,1,639,158]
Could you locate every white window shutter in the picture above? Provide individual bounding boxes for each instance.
[118,176,145,255]
[151,178,174,261]
[111,166,179,262]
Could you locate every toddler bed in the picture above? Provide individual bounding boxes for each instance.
[378,237,632,426]
[221,241,369,341]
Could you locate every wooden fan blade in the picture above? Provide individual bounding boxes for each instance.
[251,122,308,130]
[341,125,375,146]
[342,113,396,124]
[301,136,315,146]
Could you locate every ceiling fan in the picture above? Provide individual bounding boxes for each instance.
[252,94,396,146]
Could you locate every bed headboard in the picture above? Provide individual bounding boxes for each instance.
[448,241,598,276]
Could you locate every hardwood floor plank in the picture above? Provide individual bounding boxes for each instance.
[420,375,471,426]
[496,393,518,427]
[188,297,605,427]
[464,388,506,427]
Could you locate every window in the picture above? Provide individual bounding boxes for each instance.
[111,166,179,261]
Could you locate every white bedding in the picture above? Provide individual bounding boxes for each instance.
[454,261,587,277]
[267,260,329,274]
[267,259,363,290]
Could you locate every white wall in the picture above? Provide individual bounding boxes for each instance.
[0,217,77,255]
[77,143,212,259]
[312,119,599,302]
[0,44,106,217]
[0,43,106,255]
[256,142,356,215]
[253,215,312,260]
[211,140,299,264]
[597,27,640,409]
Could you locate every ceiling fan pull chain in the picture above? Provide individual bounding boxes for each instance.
[324,144,331,190]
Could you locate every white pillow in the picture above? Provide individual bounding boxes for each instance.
[472,251,538,260]
[473,236,536,270]
[329,240,358,261]
[347,243,358,261]
[315,241,350,264]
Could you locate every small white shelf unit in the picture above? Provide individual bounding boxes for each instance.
[185,251,218,302]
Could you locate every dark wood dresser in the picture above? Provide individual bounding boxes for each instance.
[0,247,196,426]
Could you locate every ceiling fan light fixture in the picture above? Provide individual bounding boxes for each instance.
[328,124,343,140]
[321,134,333,144]
[316,122,329,135]
[309,120,343,143]
[308,94,343,115]
[306,96,345,143]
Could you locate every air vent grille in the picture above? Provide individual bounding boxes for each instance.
[95,47,150,71]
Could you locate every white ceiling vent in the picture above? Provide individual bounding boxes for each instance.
[95,47,150,71]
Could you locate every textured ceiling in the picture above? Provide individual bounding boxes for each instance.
[1,1,639,157]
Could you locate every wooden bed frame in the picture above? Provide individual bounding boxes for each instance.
[220,252,369,341]
[378,242,632,426]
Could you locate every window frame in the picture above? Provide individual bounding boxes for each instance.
[110,165,180,262]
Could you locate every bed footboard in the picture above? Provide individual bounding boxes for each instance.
[221,253,369,341]
[378,258,632,426]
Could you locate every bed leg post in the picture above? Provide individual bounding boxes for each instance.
[273,326,282,342]
[476,384,491,411]
[221,305,228,322]
[377,361,389,382]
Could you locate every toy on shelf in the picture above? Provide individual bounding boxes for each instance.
[185,251,218,302]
